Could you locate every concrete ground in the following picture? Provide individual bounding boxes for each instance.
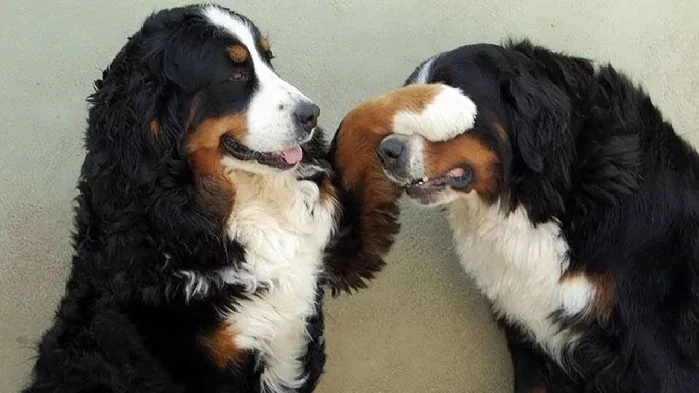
[1,1,698,392]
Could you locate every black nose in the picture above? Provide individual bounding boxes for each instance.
[377,137,406,163]
[294,102,320,134]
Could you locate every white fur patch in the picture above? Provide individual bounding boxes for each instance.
[203,5,313,153]
[218,169,336,393]
[392,85,477,142]
[558,275,596,316]
[410,57,435,84]
[447,195,585,362]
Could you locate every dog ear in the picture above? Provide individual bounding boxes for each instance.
[157,28,229,94]
[161,37,207,93]
[323,120,403,295]
[501,66,573,174]
[499,61,576,222]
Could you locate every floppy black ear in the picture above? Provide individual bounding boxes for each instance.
[140,8,212,94]
[501,65,573,174]
[162,37,209,93]
[499,60,577,223]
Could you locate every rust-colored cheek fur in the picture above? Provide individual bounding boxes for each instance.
[334,115,402,230]
[423,135,502,203]
[327,85,457,293]
[186,114,248,222]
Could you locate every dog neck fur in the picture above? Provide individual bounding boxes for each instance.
[447,194,595,363]
[178,166,336,392]
[224,169,336,393]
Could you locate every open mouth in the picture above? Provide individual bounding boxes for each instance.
[404,167,473,199]
[221,135,303,169]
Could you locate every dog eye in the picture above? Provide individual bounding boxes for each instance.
[230,71,250,82]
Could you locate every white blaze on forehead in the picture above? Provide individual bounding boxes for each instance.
[203,6,266,69]
[203,5,312,153]
[392,84,477,142]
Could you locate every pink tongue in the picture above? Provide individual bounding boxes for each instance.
[447,167,466,177]
[280,146,303,165]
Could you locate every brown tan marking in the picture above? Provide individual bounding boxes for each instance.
[560,270,615,326]
[334,85,446,221]
[188,114,248,151]
[200,323,243,369]
[327,86,444,292]
[589,273,615,326]
[259,37,271,52]
[530,386,547,393]
[422,135,501,203]
[492,121,509,146]
[333,114,400,286]
[326,84,453,292]
[149,119,161,135]
[226,45,249,63]
[336,84,444,190]
[319,175,338,207]
[186,114,248,221]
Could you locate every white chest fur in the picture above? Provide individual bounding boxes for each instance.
[447,195,594,361]
[222,173,336,393]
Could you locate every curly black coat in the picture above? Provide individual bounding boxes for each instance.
[22,4,399,393]
[400,40,699,393]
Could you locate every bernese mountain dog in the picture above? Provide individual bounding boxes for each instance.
[332,40,699,392]
[23,4,398,393]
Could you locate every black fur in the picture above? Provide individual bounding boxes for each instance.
[410,40,699,392]
[23,4,387,393]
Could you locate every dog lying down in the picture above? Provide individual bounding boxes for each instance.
[334,41,699,392]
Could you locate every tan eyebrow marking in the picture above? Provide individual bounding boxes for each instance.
[226,45,249,63]
[259,37,270,52]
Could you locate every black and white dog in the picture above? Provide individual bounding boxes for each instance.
[334,40,699,392]
[23,4,397,393]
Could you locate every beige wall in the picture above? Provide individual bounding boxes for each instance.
[1,1,697,392]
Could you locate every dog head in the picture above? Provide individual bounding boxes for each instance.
[84,5,327,237]
[182,5,321,176]
[338,42,583,222]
